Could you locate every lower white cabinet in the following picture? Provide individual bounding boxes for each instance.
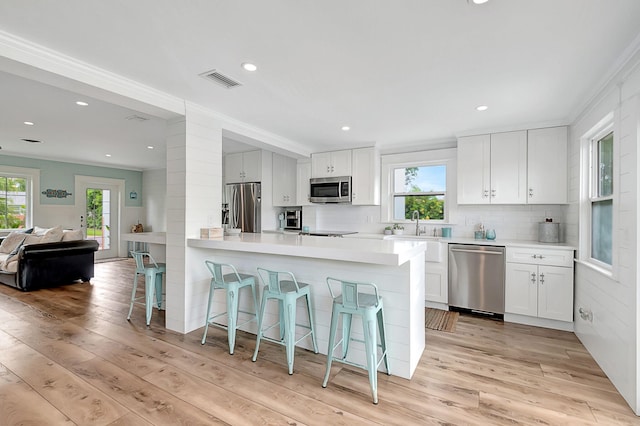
[425,241,447,304]
[505,247,574,322]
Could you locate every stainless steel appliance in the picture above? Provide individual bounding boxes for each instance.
[448,244,505,315]
[284,208,302,231]
[309,176,351,204]
[227,182,261,233]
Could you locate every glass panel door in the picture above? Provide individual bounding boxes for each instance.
[86,188,111,251]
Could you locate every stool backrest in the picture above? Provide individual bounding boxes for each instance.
[131,251,159,273]
[204,260,242,284]
[257,268,300,294]
[326,277,380,309]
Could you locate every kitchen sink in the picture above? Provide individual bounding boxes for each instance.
[384,235,444,262]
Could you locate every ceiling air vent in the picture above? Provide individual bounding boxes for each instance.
[200,69,242,89]
[125,114,150,122]
[21,138,43,143]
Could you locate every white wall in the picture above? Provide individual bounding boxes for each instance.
[143,168,167,232]
[566,55,640,413]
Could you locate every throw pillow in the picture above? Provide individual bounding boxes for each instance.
[24,234,43,245]
[33,226,50,236]
[0,232,27,254]
[41,225,63,243]
[62,229,84,241]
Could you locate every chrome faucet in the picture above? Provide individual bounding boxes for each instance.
[411,210,420,235]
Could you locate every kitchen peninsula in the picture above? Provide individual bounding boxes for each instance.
[188,233,426,379]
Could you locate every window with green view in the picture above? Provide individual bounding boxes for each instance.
[0,176,27,230]
[392,165,446,221]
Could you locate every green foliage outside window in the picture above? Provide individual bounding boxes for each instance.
[0,177,27,229]
[394,166,445,221]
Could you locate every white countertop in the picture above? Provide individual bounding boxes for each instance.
[187,233,426,266]
[121,232,166,244]
[345,233,575,250]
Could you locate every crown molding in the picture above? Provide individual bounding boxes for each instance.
[0,29,184,118]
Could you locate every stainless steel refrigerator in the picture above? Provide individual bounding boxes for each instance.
[226,182,261,233]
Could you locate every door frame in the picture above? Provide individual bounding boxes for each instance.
[75,175,124,259]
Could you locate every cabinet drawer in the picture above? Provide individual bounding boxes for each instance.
[506,247,573,267]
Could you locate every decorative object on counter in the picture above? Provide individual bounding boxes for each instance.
[225,228,241,236]
[392,223,404,235]
[538,219,560,243]
[474,231,484,240]
[200,227,223,239]
[278,213,285,231]
[476,223,485,239]
[131,223,144,233]
[441,227,452,238]
[384,226,392,235]
[485,229,496,240]
[42,189,72,198]
[302,226,310,233]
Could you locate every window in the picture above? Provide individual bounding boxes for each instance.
[0,175,29,230]
[392,165,446,221]
[589,130,613,265]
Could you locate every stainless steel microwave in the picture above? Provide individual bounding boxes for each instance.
[309,176,351,204]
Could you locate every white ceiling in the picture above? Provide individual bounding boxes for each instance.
[0,0,640,170]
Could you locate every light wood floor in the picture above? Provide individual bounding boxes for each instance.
[0,259,638,425]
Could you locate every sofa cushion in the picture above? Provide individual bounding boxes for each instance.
[41,226,64,243]
[0,232,27,254]
[62,229,84,241]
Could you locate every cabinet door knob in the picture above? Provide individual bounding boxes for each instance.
[483,190,489,198]
[491,189,496,197]
[532,254,537,259]
[539,273,545,284]
[531,273,536,283]
[529,188,534,198]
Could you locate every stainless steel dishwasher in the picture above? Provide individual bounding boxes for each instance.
[448,244,505,315]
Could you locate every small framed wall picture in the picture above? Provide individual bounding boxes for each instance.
[129,191,137,200]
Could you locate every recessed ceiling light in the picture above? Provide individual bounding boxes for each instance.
[476,105,488,111]
[105,154,112,157]
[76,101,89,106]
[341,126,351,131]
[23,121,34,126]
[470,0,489,4]
[147,145,154,149]
[241,62,257,72]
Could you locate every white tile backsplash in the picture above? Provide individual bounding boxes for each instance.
[306,203,568,240]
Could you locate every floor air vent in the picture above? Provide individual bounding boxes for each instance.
[200,69,242,89]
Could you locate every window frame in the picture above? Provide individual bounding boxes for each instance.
[579,112,617,275]
[381,148,456,225]
[0,165,39,233]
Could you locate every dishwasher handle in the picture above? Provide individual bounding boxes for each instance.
[450,248,504,255]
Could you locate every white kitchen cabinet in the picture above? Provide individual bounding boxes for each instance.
[351,147,380,205]
[296,161,312,206]
[425,242,448,304]
[527,126,568,204]
[272,153,297,206]
[457,131,526,204]
[225,150,262,183]
[505,247,574,322]
[311,150,352,178]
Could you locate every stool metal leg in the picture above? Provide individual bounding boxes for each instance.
[342,312,353,359]
[201,281,215,344]
[252,291,269,362]
[283,294,297,375]
[145,271,156,326]
[226,286,238,354]
[322,305,340,388]
[155,272,163,310]
[363,311,379,404]
[127,273,139,321]
[377,308,390,374]
[305,294,319,354]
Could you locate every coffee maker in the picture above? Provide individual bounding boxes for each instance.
[283,208,302,231]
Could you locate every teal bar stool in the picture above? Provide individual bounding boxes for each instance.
[322,277,390,404]
[201,260,259,355]
[128,251,166,326]
[252,268,318,375]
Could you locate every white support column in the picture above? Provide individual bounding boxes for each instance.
[165,103,223,333]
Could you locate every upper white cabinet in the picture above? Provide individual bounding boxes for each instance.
[527,127,568,204]
[458,127,567,205]
[272,153,297,206]
[296,161,312,206]
[225,150,262,183]
[311,150,352,178]
[457,131,527,204]
[351,147,380,206]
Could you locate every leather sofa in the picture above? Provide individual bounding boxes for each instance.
[0,239,99,291]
